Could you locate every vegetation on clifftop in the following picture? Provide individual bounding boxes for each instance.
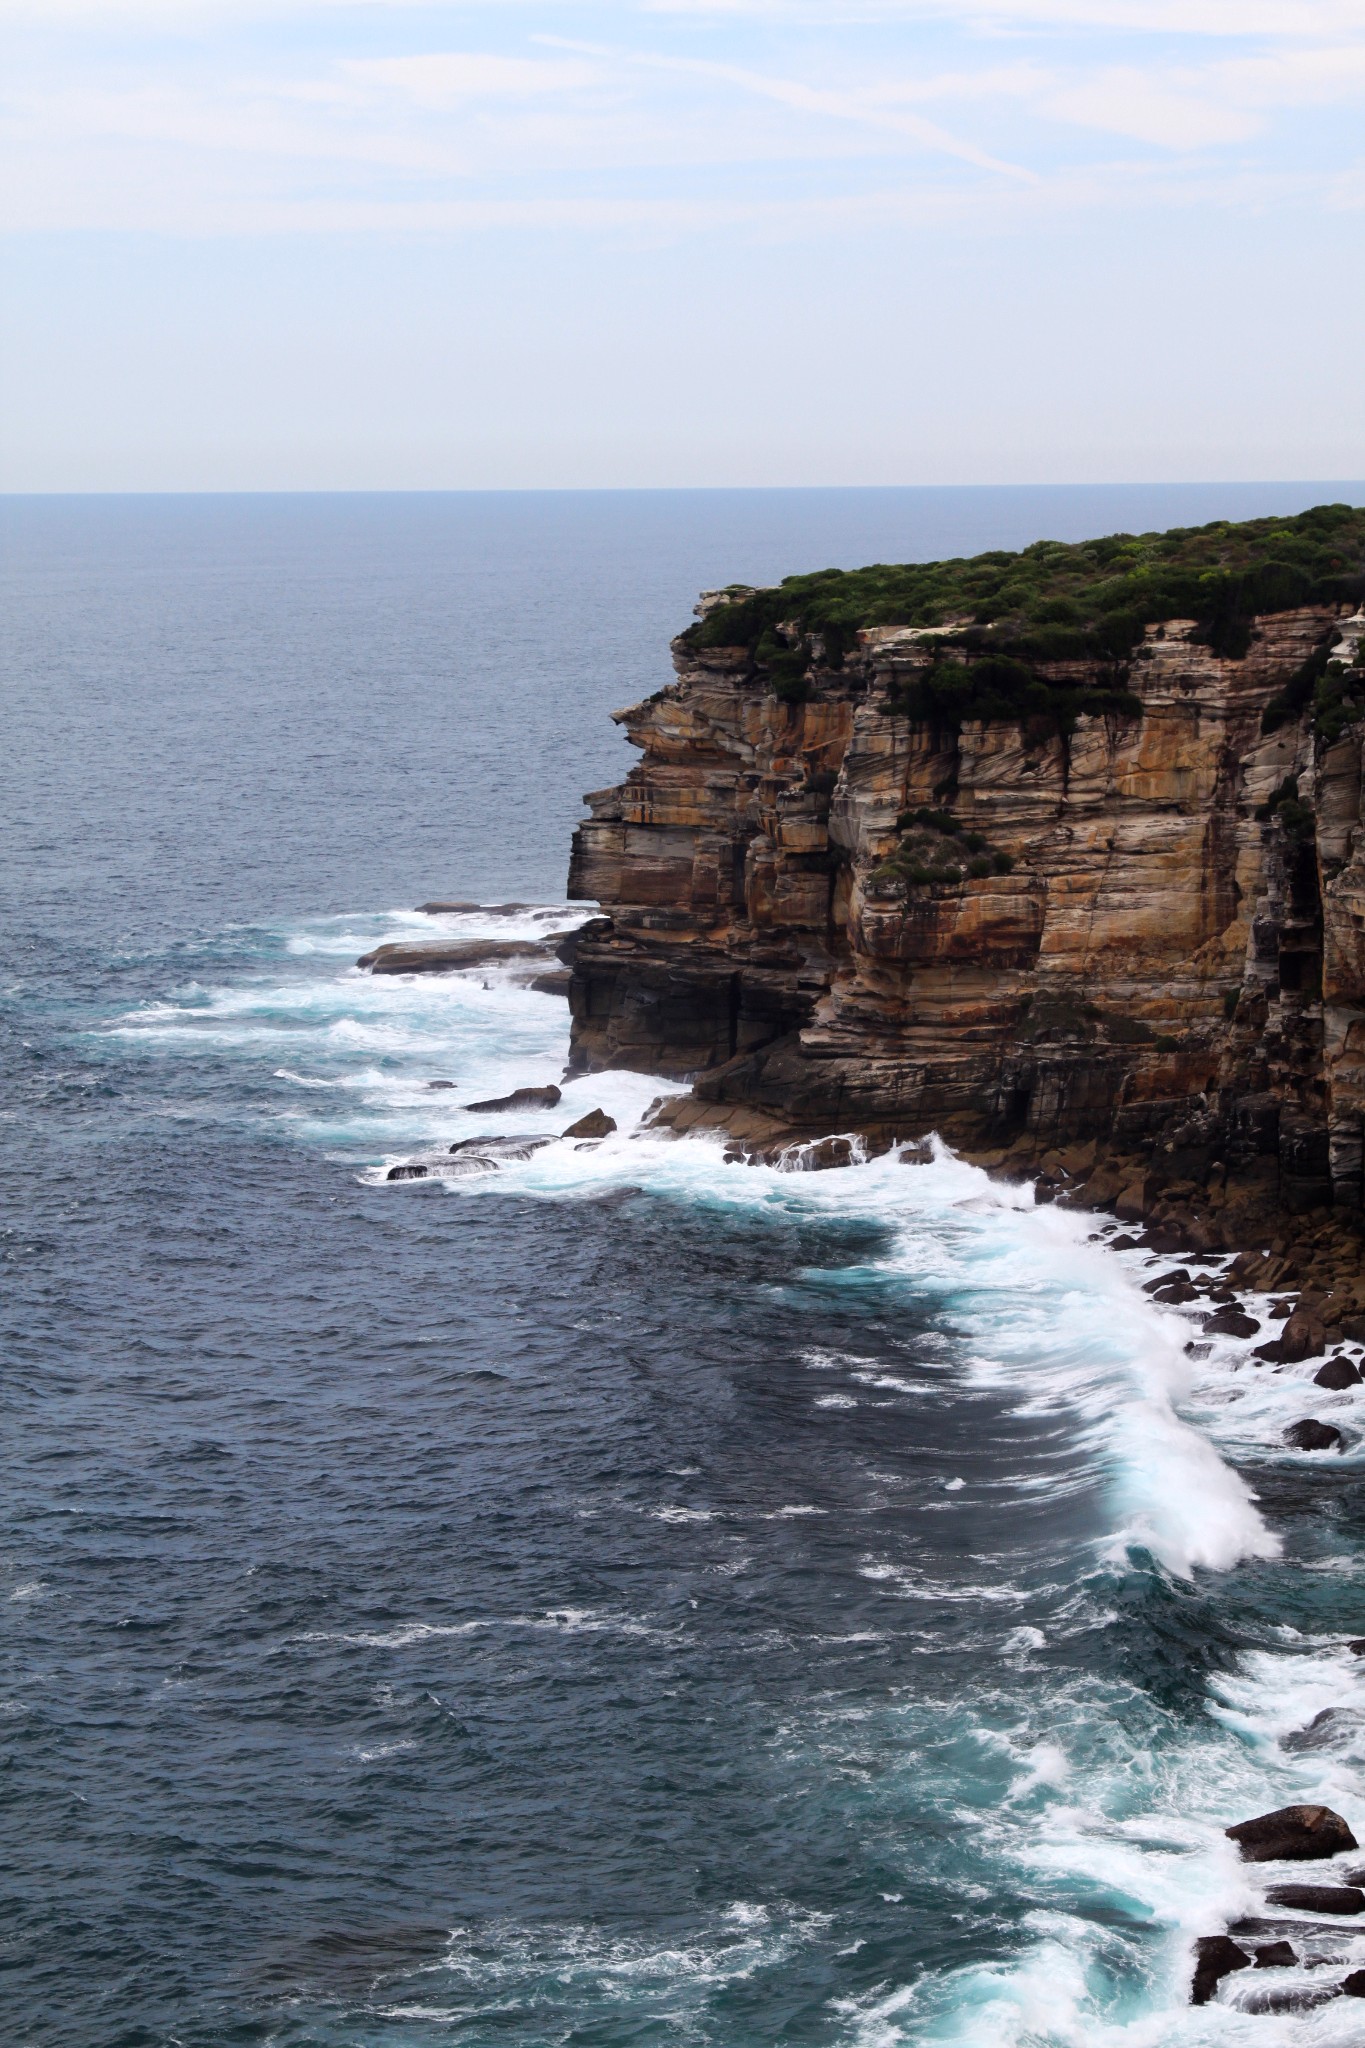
[681,503,1365,732]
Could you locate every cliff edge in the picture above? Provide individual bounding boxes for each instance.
[567,505,1365,1251]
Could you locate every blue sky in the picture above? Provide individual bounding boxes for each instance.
[3,0,1364,488]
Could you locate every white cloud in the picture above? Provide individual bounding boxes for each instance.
[343,52,607,107]
[644,0,1365,32]
[1,0,1364,239]
[1044,68,1259,148]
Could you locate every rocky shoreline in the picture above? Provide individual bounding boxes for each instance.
[363,510,1365,2013]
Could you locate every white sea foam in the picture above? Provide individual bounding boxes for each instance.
[129,899,1361,2045]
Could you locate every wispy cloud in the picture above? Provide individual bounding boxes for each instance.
[1,0,1363,236]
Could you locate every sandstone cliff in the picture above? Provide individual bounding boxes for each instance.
[568,548,1365,1241]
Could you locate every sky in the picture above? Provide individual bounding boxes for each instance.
[2,0,1364,490]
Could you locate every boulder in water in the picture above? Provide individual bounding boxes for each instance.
[562,1108,617,1139]
[464,1085,562,1113]
[1255,1310,1327,1364]
[386,1164,429,1181]
[1143,1268,1191,1294]
[1264,1884,1365,1913]
[1284,1418,1345,1452]
[1282,1708,1350,1752]
[416,900,531,914]
[790,1135,856,1171]
[358,939,550,974]
[1191,1935,1251,2004]
[1227,1804,1359,1862]
[1315,1356,1361,1390]
[1254,1941,1297,1967]
[449,1134,556,1161]
[1341,1970,1365,1996]
[1204,1306,1260,1338]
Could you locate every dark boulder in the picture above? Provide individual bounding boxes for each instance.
[1315,1356,1362,1390]
[358,939,549,974]
[793,1135,856,1171]
[464,1085,562,1113]
[386,1164,429,1181]
[426,1080,458,1089]
[1340,1314,1365,1344]
[1191,1935,1251,2005]
[1227,1804,1358,1861]
[1254,1941,1297,1967]
[563,1108,617,1139]
[1350,1642,1365,1656]
[1264,1884,1365,1913]
[1153,1280,1200,1304]
[1342,1970,1365,1995]
[1255,1310,1327,1364]
[1284,1418,1345,1451]
[1144,1268,1191,1294]
[1204,1307,1260,1339]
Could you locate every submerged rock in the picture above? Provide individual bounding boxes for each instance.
[1265,1884,1365,1913]
[358,939,550,974]
[1191,1935,1252,2004]
[1284,1418,1345,1451]
[1283,1708,1353,1752]
[1227,1805,1359,1862]
[562,1108,617,1139]
[386,1164,429,1181]
[1237,1983,1344,2014]
[448,1134,556,1161]
[416,900,532,914]
[464,1085,562,1113]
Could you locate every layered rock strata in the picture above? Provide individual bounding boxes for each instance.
[568,599,1365,1242]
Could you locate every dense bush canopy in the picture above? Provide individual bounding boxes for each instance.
[682,503,1365,732]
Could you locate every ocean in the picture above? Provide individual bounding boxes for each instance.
[5,484,1365,2048]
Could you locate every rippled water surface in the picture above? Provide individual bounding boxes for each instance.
[6,488,1365,2048]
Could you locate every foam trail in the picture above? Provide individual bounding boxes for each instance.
[115,899,1343,2046]
[452,1129,1278,1581]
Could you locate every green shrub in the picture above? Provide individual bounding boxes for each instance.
[683,503,1365,737]
[877,807,1015,893]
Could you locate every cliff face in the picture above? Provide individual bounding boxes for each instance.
[568,601,1365,1224]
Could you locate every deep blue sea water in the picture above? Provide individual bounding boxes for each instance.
[6,486,1365,2048]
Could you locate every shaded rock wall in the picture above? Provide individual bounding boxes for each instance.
[568,601,1365,1223]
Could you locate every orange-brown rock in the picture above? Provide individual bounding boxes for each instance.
[568,598,1365,1232]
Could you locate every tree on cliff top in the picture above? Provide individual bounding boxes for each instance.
[681,502,1365,688]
